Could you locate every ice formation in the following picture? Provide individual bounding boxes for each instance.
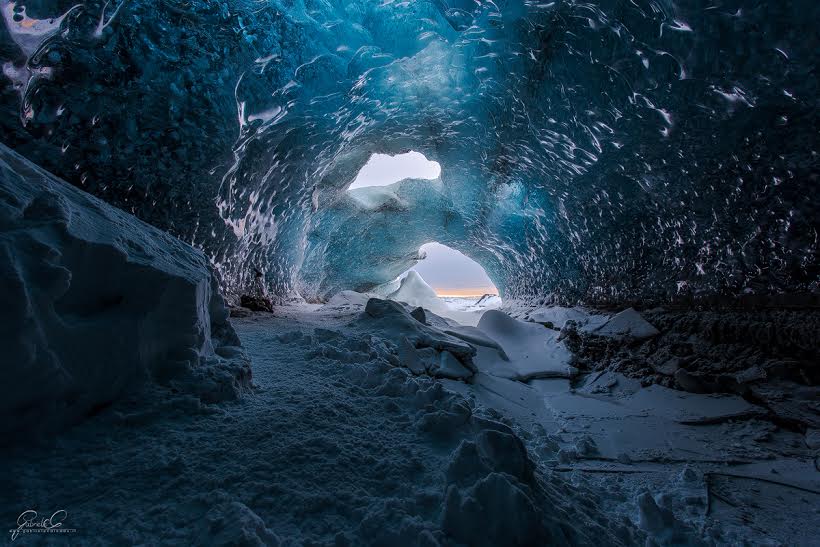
[0,0,815,303]
[0,143,250,436]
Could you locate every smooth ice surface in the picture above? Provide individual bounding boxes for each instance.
[0,144,250,436]
[0,1,815,303]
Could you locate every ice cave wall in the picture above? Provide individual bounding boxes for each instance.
[1,0,817,303]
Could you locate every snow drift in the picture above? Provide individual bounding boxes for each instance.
[0,144,251,438]
[388,271,446,313]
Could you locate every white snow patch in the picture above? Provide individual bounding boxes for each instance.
[475,310,575,380]
[591,308,660,339]
[387,270,446,313]
[528,305,592,328]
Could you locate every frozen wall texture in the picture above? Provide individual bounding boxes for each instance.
[0,143,251,436]
[0,0,817,303]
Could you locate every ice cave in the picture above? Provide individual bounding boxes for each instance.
[0,0,818,545]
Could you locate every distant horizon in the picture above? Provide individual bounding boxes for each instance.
[434,287,500,297]
[405,242,499,298]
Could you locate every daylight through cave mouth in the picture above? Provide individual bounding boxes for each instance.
[380,242,502,326]
[402,242,499,298]
[347,151,441,191]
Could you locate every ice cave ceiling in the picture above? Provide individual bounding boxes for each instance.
[1,0,817,302]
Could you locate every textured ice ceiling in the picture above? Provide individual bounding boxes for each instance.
[1,0,816,303]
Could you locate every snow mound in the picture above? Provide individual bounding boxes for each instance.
[352,298,478,380]
[323,289,375,309]
[387,270,447,313]
[0,144,251,437]
[528,305,593,328]
[476,310,575,380]
[593,307,660,339]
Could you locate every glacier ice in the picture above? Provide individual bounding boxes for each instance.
[0,143,251,436]
[0,0,816,305]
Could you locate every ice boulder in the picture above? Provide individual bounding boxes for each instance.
[0,144,251,438]
[476,310,575,380]
[357,298,478,379]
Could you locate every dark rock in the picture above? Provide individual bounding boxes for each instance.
[410,306,426,323]
[651,358,681,376]
[240,294,273,313]
[229,306,252,318]
[674,369,713,394]
[365,297,406,318]
[564,307,819,401]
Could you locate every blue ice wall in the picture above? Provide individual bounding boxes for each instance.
[1,0,817,302]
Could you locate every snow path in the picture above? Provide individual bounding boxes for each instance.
[1,306,817,545]
[0,308,639,545]
[2,309,465,544]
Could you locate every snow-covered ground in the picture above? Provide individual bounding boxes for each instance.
[4,300,817,545]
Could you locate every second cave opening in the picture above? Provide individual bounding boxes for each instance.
[380,242,501,327]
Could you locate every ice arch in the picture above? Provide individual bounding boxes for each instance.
[0,0,816,305]
[298,173,508,301]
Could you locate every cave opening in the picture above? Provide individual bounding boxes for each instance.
[385,242,501,326]
[403,242,498,298]
[347,151,441,190]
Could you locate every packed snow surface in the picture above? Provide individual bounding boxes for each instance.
[474,310,575,381]
[0,144,250,437]
[3,303,816,545]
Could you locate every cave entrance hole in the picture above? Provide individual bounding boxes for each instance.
[405,242,498,298]
[347,151,440,190]
[387,243,501,326]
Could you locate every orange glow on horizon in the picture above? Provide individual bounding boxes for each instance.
[434,287,499,297]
